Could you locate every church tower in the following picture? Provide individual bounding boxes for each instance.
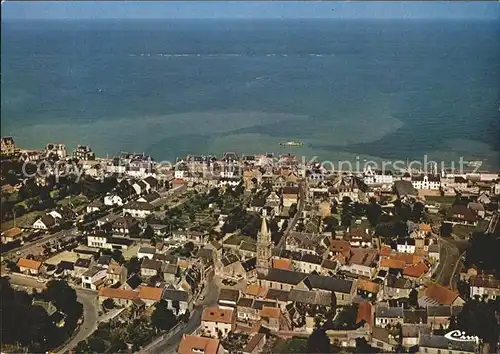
[256,215,271,276]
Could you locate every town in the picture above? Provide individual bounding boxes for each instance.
[1,136,499,354]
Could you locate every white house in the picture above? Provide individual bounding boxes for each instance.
[81,267,107,290]
[132,180,149,195]
[375,306,404,328]
[201,307,236,338]
[122,201,154,219]
[33,214,57,230]
[470,276,500,301]
[87,233,108,249]
[104,194,123,206]
[411,174,440,190]
[161,289,190,315]
[138,246,156,260]
[396,238,416,254]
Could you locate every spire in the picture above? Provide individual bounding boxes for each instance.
[260,215,269,237]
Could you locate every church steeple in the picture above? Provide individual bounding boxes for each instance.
[256,215,271,276]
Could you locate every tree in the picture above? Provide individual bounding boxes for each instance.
[102,298,115,310]
[172,300,180,315]
[307,328,330,353]
[151,300,178,331]
[43,280,77,314]
[408,288,418,308]
[125,257,141,275]
[366,197,382,226]
[143,225,155,239]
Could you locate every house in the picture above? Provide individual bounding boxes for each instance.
[163,263,180,284]
[123,201,154,219]
[241,257,257,282]
[446,205,478,226]
[396,238,416,254]
[2,227,23,243]
[260,306,281,331]
[201,306,236,338]
[1,136,16,154]
[355,301,373,330]
[427,306,462,330]
[104,193,124,206]
[282,186,299,207]
[33,214,57,230]
[374,305,404,328]
[86,199,104,213]
[138,247,156,260]
[98,287,139,307]
[383,275,413,299]
[81,267,107,290]
[132,180,148,195]
[143,176,158,191]
[293,253,323,273]
[370,327,397,352]
[394,180,417,199]
[342,248,378,278]
[137,191,161,203]
[419,283,465,307]
[112,214,139,235]
[418,334,478,354]
[54,261,75,278]
[177,335,226,354]
[218,288,240,309]
[73,145,95,160]
[162,289,190,315]
[402,324,430,348]
[357,278,382,301]
[411,174,440,190]
[74,258,94,277]
[219,253,245,279]
[469,275,500,301]
[138,286,164,307]
[141,258,162,278]
[403,262,429,283]
[467,202,485,218]
[242,333,266,354]
[121,273,143,291]
[343,228,373,248]
[17,258,43,275]
[107,263,127,285]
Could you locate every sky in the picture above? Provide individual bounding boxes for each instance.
[1,1,499,20]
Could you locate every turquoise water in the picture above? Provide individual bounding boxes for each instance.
[1,19,499,167]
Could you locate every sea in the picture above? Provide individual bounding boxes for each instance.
[1,19,499,169]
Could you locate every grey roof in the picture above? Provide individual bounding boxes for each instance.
[138,247,156,255]
[386,275,413,289]
[394,180,417,197]
[265,289,289,302]
[97,255,113,265]
[419,334,477,352]
[221,253,240,267]
[126,273,143,289]
[162,289,189,302]
[253,300,276,310]
[74,258,91,268]
[259,268,306,285]
[426,305,451,317]
[83,266,105,277]
[141,258,162,270]
[288,289,332,306]
[163,263,179,275]
[237,297,254,308]
[305,274,354,294]
[241,257,256,272]
[300,253,322,265]
[219,288,240,303]
[375,306,404,318]
[403,309,428,324]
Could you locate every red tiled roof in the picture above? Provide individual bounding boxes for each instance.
[404,262,429,278]
[17,258,42,270]
[356,301,373,327]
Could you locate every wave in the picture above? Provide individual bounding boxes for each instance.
[129,53,336,58]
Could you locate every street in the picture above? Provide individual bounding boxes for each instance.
[435,237,469,289]
[142,276,220,354]
[5,273,99,354]
[277,181,306,249]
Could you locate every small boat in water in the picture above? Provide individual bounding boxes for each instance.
[279,141,304,147]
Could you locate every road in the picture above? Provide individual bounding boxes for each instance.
[5,273,99,354]
[142,276,220,354]
[435,237,469,289]
[277,181,306,249]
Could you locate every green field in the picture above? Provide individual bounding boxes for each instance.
[224,234,256,246]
